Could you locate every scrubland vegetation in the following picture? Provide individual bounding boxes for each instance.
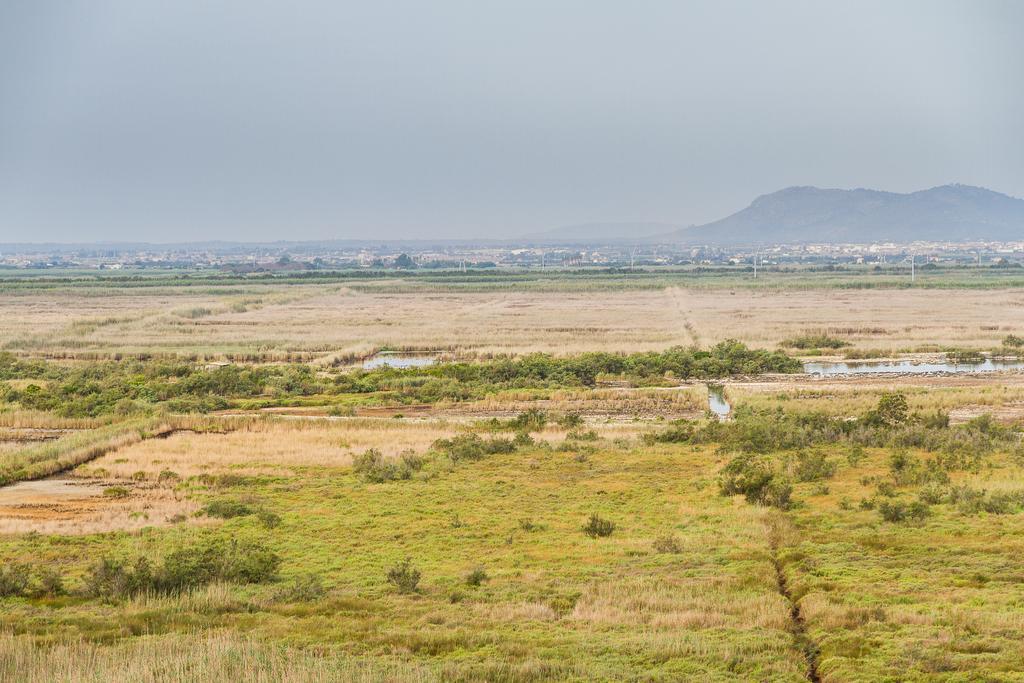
[0,341,797,418]
[3,269,1024,680]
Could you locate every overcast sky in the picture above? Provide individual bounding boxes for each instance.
[1,1,1022,242]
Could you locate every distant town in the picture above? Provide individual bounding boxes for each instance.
[2,239,1023,272]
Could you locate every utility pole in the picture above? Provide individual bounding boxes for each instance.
[753,247,761,279]
[911,253,915,284]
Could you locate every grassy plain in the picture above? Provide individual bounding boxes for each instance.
[2,267,1024,681]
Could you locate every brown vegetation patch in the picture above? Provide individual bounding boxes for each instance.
[0,477,201,535]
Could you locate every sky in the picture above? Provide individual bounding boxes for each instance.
[1,0,1022,243]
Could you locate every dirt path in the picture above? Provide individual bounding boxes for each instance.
[665,287,702,345]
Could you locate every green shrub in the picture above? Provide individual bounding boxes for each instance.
[102,486,130,499]
[431,434,516,462]
[509,408,547,432]
[513,431,535,447]
[582,514,615,538]
[158,469,181,483]
[566,429,600,442]
[203,499,255,519]
[888,450,918,484]
[160,539,280,590]
[352,448,424,483]
[465,567,488,587]
[0,563,31,597]
[781,334,849,350]
[387,558,421,593]
[878,500,930,523]
[258,510,282,528]
[793,450,836,482]
[718,453,793,509]
[866,393,909,427]
[84,539,280,600]
[558,413,584,428]
[273,573,326,602]
[36,567,65,597]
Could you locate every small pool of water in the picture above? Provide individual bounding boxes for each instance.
[707,384,731,420]
[804,358,1024,376]
[363,353,438,370]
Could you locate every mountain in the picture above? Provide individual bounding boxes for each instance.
[657,184,1024,244]
[523,222,683,244]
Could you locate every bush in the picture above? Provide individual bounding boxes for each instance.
[652,534,682,554]
[83,557,153,600]
[258,509,282,528]
[273,573,326,602]
[718,453,793,509]
[583,514,615,538]
[387,558,421,593]
[203,499,255,519]
[888,450,917,484]
[84,539,280,600]
[518,518,543,532]
[0,563,31,597]
[948,485,1024,515]
[781,334,849,350]
[513,431,534,447]
[793,450,836,482]
[158,469,181,483]
[160,539,280,591]
[866,393,909,427]
[558,413,584,428]
[35,566,65,597]
[465,567,488,587]
[1003,334,1024,348]
[566,429,599,442]
[352,448,424,483]
[878,500,930,523]
[431,434,516,462]
[102,486,130,499]
[509,409,547,432]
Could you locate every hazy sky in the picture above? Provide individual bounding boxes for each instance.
[1,1,1022,242]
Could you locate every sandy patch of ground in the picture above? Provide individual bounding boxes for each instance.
[0,476,201,535]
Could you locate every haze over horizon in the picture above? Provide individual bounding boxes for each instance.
[2,1,1022,243]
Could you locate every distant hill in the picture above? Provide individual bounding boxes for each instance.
[523,222,683,243]
[657,184,1024,244]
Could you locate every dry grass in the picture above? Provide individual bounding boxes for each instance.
[0,631,435,683]
[79,417,652,480]
[443,386,706,419]
[0,418,172,484]
[728,377,1024,418]
[80,419,462,479]
[0,479,202,535]
[4,282,1019,360]
[0,410,104,430]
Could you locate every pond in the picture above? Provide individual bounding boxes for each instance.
[804,358,1024,376]
[362,353,438,370]
[707,384,731,420]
